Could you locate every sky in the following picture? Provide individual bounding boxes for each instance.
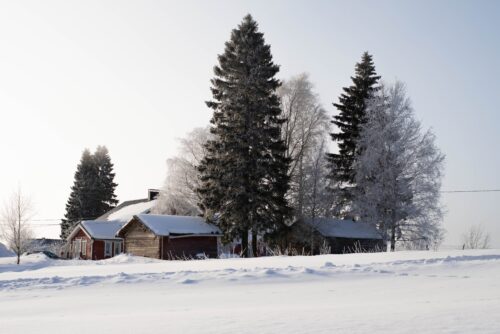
[0,0,498,247]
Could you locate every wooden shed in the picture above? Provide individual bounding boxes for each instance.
[65,220,125,260]
[305,218,385,254]
[117,214,222,260]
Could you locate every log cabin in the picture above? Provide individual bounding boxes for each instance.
[117,214,222,259]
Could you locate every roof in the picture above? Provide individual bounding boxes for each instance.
[97,199,157,223]
[67,220,125,241]
[125,214,221,237]
[305,218,383,240]
[80,220,126,240]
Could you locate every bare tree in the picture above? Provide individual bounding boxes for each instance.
[1,187,34,264]
[462,224,490,249]
[154,127,212,216]
[278,73,330,218]
[302,139,332,250]
[353,81,445,251]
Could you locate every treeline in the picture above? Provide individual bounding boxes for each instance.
[157,14,445,255]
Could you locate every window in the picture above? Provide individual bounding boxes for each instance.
[114,242,121,256]
[81,240,87,256]
[105,241,112,257]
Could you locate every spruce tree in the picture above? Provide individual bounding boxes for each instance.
[327,52,380,206]
[60,147,118,239]
[197,14,291,257]
[94,146,118,214]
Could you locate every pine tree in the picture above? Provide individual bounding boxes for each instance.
[327,52,380,208]
[60,147,118,239]
[197,14,291,257]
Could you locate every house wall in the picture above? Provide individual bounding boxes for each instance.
[123,220,160,259]
[327,237,385,254]
[162,236,218,259]
[92,240,123,260]
[67,229,92,259]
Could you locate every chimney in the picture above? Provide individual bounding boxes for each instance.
[148,189,160,201]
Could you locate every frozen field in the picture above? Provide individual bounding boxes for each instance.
[1,250,499,333]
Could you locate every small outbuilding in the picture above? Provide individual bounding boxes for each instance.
[117,214,222,260]
[65,220,125,260]
[305,218,385,254]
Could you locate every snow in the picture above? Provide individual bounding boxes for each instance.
[80,220,125,240]
[1,250,500,333]
[0,243,13,257]
[134,214,221,236]
[105,199,157,223]
[307,218,382,239]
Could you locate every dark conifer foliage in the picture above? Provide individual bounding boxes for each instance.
[197,15,291,257]
[60,147,118,239]
[94,146,118,214]
[327,52,380,198]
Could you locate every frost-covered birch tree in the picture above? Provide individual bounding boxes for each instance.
[1,187,34,264]
[353,81,445,251]
[278,73,330,219]
[154,127,212,216]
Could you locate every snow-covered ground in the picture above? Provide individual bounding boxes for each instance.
[1,250,499,333]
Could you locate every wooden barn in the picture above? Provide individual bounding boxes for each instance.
[117,214,222,259]
[65,220,125,260]
[305,218,385,254]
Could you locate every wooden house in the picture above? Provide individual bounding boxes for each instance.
[305,218,385,254]
[117,214,222,259]
[64,195,159,260]
[65,220,125,260]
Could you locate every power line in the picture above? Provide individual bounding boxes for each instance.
[1,189,499,225]
[441,189,500,193]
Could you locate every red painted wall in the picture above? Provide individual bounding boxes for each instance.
[162,236,218,259]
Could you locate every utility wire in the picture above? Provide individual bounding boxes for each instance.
[441,189,500,193]
[0,189,498,225]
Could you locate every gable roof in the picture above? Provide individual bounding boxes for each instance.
[67,220,125,241]
[120,214,221,237]
[81,220,126,240]
[305,218,382,240]
[97,199,157,223]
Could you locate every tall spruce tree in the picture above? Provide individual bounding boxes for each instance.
[60,147,118,239]
[327,52,380,208]
[197,14,291,257]
[94,146,118,214]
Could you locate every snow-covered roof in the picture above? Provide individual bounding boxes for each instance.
[305,218,382,240]
[0,242,14,257]
[133,214,221,237]
[79,220,125,240]
[98,199,157,223]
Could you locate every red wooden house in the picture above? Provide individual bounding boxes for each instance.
[65,220,125,260]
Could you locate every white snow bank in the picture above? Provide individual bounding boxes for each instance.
[1,250,500,333]
[0,242,14,257]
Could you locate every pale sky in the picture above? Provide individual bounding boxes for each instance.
[0,0,499,247]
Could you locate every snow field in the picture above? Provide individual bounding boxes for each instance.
[1,250,499,333]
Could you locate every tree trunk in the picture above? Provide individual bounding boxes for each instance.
[390,225,396,252]
[252,230,258,257]
[17,253,20,265]
[241,230,249,258]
